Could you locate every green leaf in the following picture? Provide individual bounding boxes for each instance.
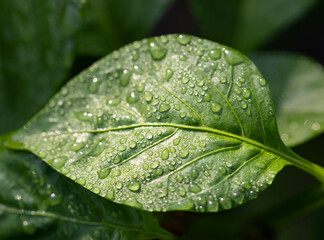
[250,52,324,147]
[0,0,84,134]
[76,0,174,56]
[188,0,318,52]
[7,34,324,212]
[0,136,173,240]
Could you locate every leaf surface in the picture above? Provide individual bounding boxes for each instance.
[0,0,84,134]
[8,35,301,212]
[0,136,173,240]
[250,52,324,147]
[188,0,318,52]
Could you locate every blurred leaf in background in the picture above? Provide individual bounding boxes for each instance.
[250,52,324,147]
[0,136,172,240]
[75,0,174,56]
[0,0,85,134]
[188,0,319,52]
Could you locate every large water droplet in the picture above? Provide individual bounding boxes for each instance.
[88,77,100,93]
[224,49,244,66]
[106,189,115,200]
[127,91,139,104]
[165,68,173,81]
[119,69,132,86]
[159,103,171,112]
[147,39,167,60]
[52,157,67,169]
[179,149,189,158]
[209,49,221,60]
[242,88,251,99]
[89,139,107,156]
[98,167,111,179]
[72,142,85,151]
[128,181,141,192]
[210,102,222,113]
[161,148,169,160]
[143,91,153,102]
[188,184,202,193]
[175,34,192,45]
[178,186,186,197]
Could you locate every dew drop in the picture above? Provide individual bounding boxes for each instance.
[72,142,85,151]
[159,103,171,112]
[128,141,137,149]
[126,91,139,104]
[182,77,189,84]
[210,102,222,113]
[181,86,188,94]
[143,91,153,102]
[242,88,251,99]
[76,177,86,186]
[52,157,67,169]
[173,136,181,146]
[128,181,141,192]
[165,68,173,81]
[97,167,111,179]
[113,155,122,164]
[175,34,191,45]
[179,186,187,197]
[196,79,204,87]
[119,69,132,86]
[179,149,189,158]
[208,49,221,60]
[89,140,107,156]
[88,78,100,93]
[106,189,115,200]
[224,49,244,66]
[136,83,145,92]
[147,39,167,60]
[146,132,153,139]
[107,98,121,106]
[161,148,170,160]
[188,184,202,193]
[157,188,168,198]
[259,77,267,86]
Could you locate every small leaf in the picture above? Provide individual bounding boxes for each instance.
[250,52,324,147]
[0,136,173,240]
[9,35,318,212]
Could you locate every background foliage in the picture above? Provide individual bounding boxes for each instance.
[0,0,323,239]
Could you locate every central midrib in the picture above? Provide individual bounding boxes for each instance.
[32,122,296,165]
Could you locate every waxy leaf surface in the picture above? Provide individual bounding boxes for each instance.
[0,136,173,240]
[9,35,291,212]
[251,52,324,147]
